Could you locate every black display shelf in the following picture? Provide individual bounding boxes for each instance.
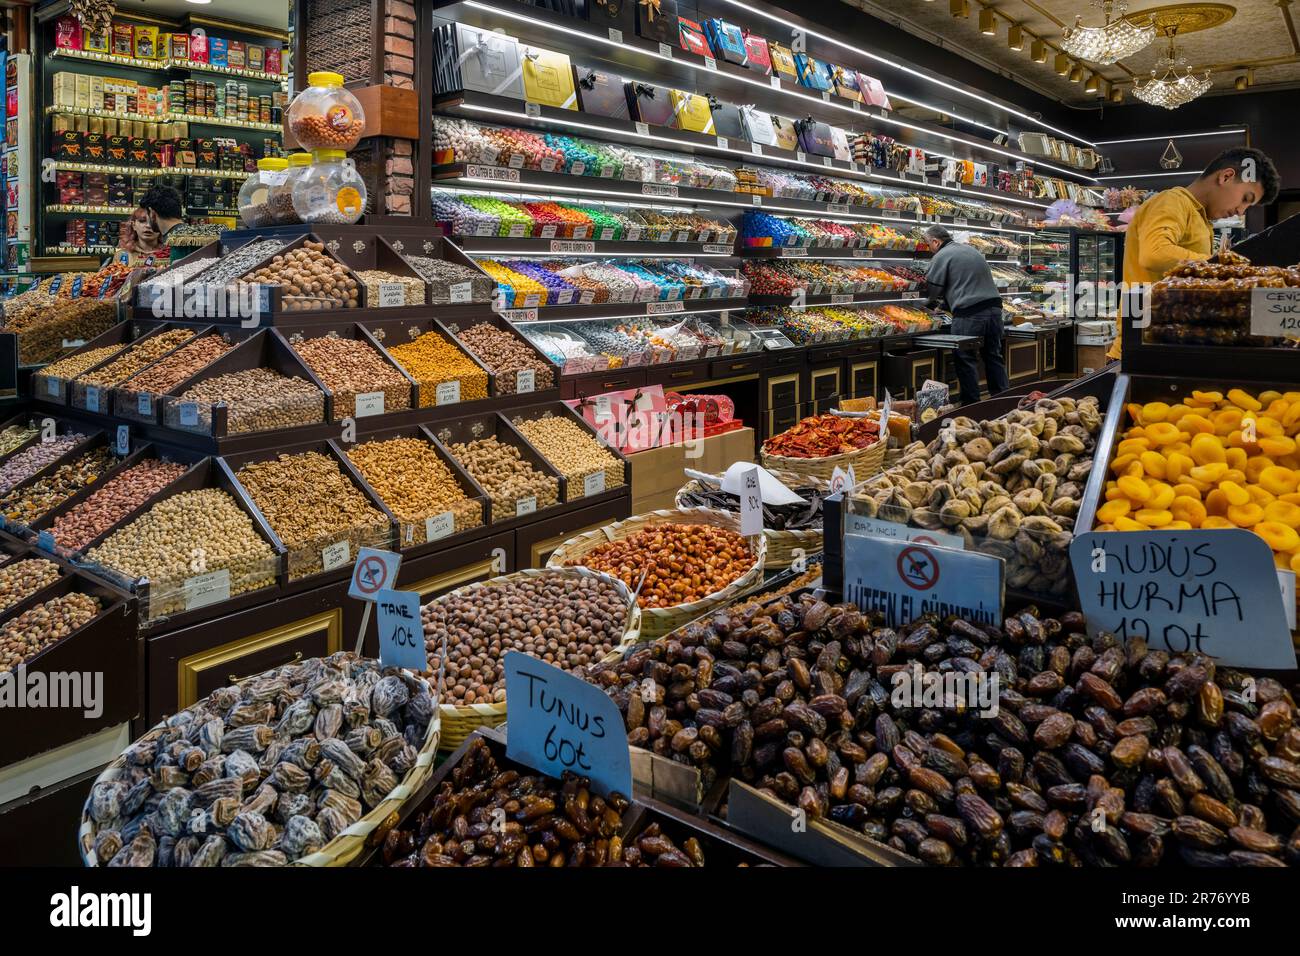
[491,296,752,324]
[433,162,1039,235]
[748,290,925,307]
[437,0,1097,183]
[737,245,1022,261]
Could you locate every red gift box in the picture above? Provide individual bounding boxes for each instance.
[678,17,710,57]
[742,32,771,75]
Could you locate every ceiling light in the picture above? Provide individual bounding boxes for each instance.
[185,0,213,4]
[1055,53,1071,75]
[1069,64,1084,83]
[950,0,969,17]
[979,8,997,35]
[1061,0,1155,66]
[1085,73,1100,93]
[1234,75,1248,91]
[1031,40,1048,63]
[1007,25,1024,50]
[1134,27,1212,109]
[1110,86,1125,103]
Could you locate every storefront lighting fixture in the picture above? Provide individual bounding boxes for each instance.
[1007,25,1024,51]
[979,9,997,35]
[1061,0,1155,66]
[1031,40,1048,63]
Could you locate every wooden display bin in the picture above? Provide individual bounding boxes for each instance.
[354,315,492,410]
[65,323,206,415]
[503,400,631,504]
[30,320,136,406]
[283,323,418,419]
[112,326,260,426]
[0,424,106,510]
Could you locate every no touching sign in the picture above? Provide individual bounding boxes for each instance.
[844,533,1003,627]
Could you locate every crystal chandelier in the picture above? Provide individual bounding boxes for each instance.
[1061,0,1155,65]
[1134,28,1212,110]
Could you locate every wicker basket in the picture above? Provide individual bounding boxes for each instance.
[675,470,824,570]
[546,507,767,641]
[760,437,887,482]
[78,654,441,868]
[434,567,642,752]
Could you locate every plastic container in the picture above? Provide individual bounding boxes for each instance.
[291,149,367,225]
[236,157,289,228]
[267,152,313,225]
[286,71,366,151]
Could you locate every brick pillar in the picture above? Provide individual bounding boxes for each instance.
[380,0,417,217]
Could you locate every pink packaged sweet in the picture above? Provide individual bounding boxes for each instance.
[190,29,210,63]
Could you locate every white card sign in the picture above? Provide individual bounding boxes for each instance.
[377,282,405,308]
[435,381,461,405]
[322,540,351,572]
[583,471,606,497]
[739,466,763,537]
[355,391,384,417]
[425,511,455,542]
[184,568,231,611]
[844,534,1003,627]
[1069,530,1295,669]
[516,369,535,393]
[375,589,427,671]
[1250,288,1300,337]
[844,513,964,551]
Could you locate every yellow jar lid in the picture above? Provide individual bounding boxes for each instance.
[287,152,313,167]
[257,157,288,170]
[307,71,345,88]
[312,149,348,162]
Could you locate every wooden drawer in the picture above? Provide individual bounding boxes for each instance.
[570,368,648,398]
[768,402,802,437]
[882,348,939,399]
[849,357,879,399]
[1007,339,1041,381]
[765,349,806,373]
[710,354,763,378]
[765,371,800,411]
[515,496,633,570]
[653,359,711,390]
[809,364,843,414]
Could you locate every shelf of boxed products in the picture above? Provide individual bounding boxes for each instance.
[439,0,1100,182]
[433,163,1040,237]
[44,104,281,133]
[49,159,254,180]
[45,203,241,219]
[435,90,1054,213]
[47,47,287,85]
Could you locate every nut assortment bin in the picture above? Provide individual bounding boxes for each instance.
[504,400,631,503]
[0,431,122,534]
[333,423,490,552]
[21,441,204,555]
[434,412,566,525]
[73,456,282,626]
[111,327,250,425]
[0,411,46,466]
[30,321,135,406]
[0,566,136,769]
[67,324,201,415]
[157,328,329,438]
[357,238,431,307]
[221,442,394,586]
[132,239,228,316]
[438,312,562,396]
[284,325,416,420]
[0,420,101,497]
[376,317,494,409]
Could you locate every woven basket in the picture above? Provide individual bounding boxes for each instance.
[434,567,642,753]
[760,437,886,482]
[675,470,825,570]
[546,507,767,641]
[78,654,441,868]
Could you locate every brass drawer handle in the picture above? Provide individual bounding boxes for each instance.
[231,650,302,684]
[671,370,694,379]
[727,362,750,371]
[602,380,629,389]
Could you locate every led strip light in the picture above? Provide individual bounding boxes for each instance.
[457,1,1096,181]
[446,176,1037,236]
[1094,170,1203,181]
[1093,129,1246,145]
[457,102,1050,208]
[505,304,742,322]
[714,0,1099,150]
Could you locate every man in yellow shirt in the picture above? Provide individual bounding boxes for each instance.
[1108,147,1280,359]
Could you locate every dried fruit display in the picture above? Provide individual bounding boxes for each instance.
[854,396,1101,594]
[382,737,630,867]
[83,653,435,867]
[589,594,1300,867]
[763,414,881,459]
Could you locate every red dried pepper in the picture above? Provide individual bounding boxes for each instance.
[763,414,880,459]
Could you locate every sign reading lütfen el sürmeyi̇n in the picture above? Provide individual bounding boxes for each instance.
[1069,530,1294,669]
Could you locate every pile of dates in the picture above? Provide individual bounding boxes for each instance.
[588,595,1300,866]
[382,738,632,867]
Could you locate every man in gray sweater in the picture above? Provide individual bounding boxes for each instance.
[923,225,1009,405]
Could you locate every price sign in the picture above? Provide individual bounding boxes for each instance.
[716,136,729,150]
[505,651,631,797]
[516,369,535,393]
[822,156,833,167]
[642,182,678,198]
[355,391,384,417]
[178,402,200,427]
[599,227,615,241]
[377,282,405,308]
[658,42,673,58]
[508,153,525,169]
[881,209,901,219]
[507,223,528,239]
[570,161,586,176]
[881,389,893,425]
[821,90,830,102]
[703,56,718,71]
[827,202,850,213]
[84,386,100,413]
[322,540,351,572]
[854,248,876,258]
[524,101,541,118]
[634,121,649,137]
[435,381,461,405]
[844,534,1003,628]
[608,28,623,43]
[739,465,763,537]
[770,75,781,89]
[830,294,853,304]
[1251,288,1300,337]
[953,217,969,226]
[137,393,152,416]
[46,377,60,398]
[844,512,964,551]
[752,143,763,156]
[539,158,558,173]
[184,569,231,611]
[902,291,921,300]
[449,282,472,304]
[551,240,594,254]
[781,247,808,257]
[115,425,130,456]
[647,300,685,315]
[584,471,606,497]
[425,511,455,542]
[1069,530,1295,669]
[348,546,402,601]
[465,164,520,183]
[516,495,537,516]
[375,589,427,671]
[751,194,762,206]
